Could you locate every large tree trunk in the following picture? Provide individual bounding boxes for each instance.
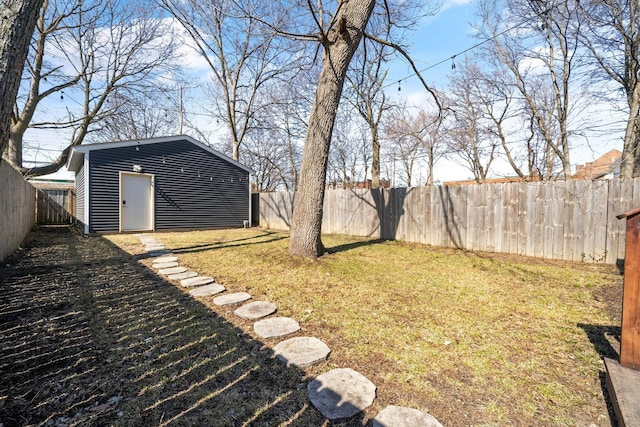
[0,0,44,155]
[288,0,375,259]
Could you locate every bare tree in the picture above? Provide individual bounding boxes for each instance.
[445,73,498,183]
[6,0,177,177]
[0,0,45,155]
[277,0,442,258]
[328,108,371,188]
[384,102,446,186]
[94,87,182,141]
[161,0,300,161]
[345,40,393,188]
[579,0,640,177]
[478,0,585,179]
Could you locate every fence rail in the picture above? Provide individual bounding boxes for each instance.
[258,178,640,265]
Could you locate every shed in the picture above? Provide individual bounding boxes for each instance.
[67,135,253,234]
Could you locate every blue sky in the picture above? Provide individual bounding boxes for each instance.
[30,0,625,183]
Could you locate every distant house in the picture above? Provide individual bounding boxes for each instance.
[572,149,621,180]
[66,135,253,234]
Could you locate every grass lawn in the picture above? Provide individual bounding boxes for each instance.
[107,228,622,426]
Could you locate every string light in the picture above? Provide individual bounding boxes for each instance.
[383,11,545,91]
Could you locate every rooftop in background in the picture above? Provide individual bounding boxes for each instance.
[572,149,622,180]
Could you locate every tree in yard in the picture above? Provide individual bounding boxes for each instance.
[578,0,640,177]
[282,0,441,258]
[327,107,372,188]
[384,102,446,186]
[161,0,301,162]
[478,0,585,179]
[344,40,393,189]
[5,0,177,178]
[0,0,45,155]
[445,65,498,183]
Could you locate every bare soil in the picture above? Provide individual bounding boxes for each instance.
[0,227,329,426]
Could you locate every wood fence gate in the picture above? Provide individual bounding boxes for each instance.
[36,188,76,225]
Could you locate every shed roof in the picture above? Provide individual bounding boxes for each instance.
[66,135,253,174]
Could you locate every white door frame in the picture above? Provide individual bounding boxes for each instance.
[119,172,155,232]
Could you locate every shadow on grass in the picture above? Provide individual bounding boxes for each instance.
[579,323,621,427]
[325,239,385,255]
[0,227,365,426]
[155,230,288,257]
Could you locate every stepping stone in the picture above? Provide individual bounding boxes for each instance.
[273,336,330,368]
[372,406,443,427]
[253,317,300,339]
[153,256,178,263]
[307,368,376,421]
[181,276,214,287]
[145,244,165,251]
[149,250,172,257]
[158,266,187,276]
[168,271,198,281]
[213,292,252,306]
[152,261,179,269]
[189,283,226,297]
[234,301,277,320]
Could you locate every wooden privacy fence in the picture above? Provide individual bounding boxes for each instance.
[0,160,36,262]
[259,178,640,265]
[35,187,76,225]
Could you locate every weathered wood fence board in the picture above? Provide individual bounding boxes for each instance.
[0,160,36,263]
[36,188,76,224]
[259,178,640,264]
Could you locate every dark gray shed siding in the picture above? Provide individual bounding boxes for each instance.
[88,139,249,233]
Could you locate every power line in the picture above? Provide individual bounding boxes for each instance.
[385,13,542,91]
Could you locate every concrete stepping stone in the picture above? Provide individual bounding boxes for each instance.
[234,301,276,320]
[153,256,178,263]
[168,271,198,281]
[213,292,252,306]
[148,250,172,257]
[372,406,443,427]
[307,368,376,421]
[253,317,300,339]
[273,336,330,368]
[181,276,214,288]
[158,266,187,276]
[189,283,226,297]
[152,261,179,269]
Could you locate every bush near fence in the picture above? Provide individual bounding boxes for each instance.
[259,178,640,265]
[0,160,36,263]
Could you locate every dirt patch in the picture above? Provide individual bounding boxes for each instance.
[0,227,333,426]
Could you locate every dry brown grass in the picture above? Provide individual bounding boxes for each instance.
[108,228,622,426]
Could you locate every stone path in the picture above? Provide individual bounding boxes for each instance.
[135,234,442,424]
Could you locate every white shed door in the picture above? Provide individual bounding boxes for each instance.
[121,174,153,231]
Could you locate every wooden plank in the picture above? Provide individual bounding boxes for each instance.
[485,184,497,252]
[543,184,555,259]
[572,180,587,262]
[605,358,640,426]
[508,182,520,255]
[616,179,636,263]
[551,181,565,260]
[517,182,528,256]
[606,179,623,264]
[621,212,640,369]
[562,180,576,261]
[592,180,610,262]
